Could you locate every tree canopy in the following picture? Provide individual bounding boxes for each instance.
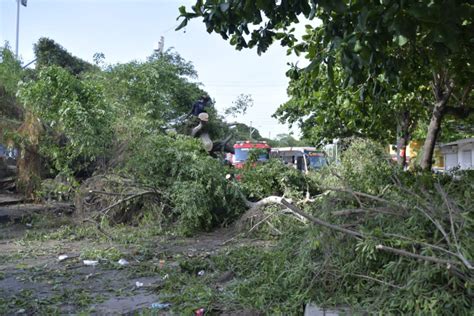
[34,38,97,75]
[178,0,474,169]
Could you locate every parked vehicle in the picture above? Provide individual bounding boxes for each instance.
[232,141,271,169]
[271,147,327,173]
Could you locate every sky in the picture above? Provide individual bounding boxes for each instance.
[0,0,308,139]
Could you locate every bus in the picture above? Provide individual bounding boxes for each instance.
[270,147,327,173]
[232,141,271,169]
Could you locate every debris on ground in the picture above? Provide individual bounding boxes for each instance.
[83,260,99,266]
[58,254,69,261]
[304,303,341,316]
[118,258,129,266]
[150,302,171,310]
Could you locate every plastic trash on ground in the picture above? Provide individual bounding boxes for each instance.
[58,255,69,262]
[197,270,205,276]
[83,260,99,266]
[150,302,171,309]
[118,258,129,266]
[195,308,205,316]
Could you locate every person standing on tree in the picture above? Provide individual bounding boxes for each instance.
[190,94,211,117]
[188,94,211,135]
[188,95,213,152]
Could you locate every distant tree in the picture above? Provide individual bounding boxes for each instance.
[225,93,254,118]
[34,38,97,75]
[229,122,264,142]
[92,52,106,67]
[269,133,304,148]
[277,61,428,167]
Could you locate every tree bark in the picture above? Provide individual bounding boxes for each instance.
[396,111,411,168]
[16,112,43,198]
[420,73,454,171]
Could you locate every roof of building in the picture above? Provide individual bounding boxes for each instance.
[439,137,474,147]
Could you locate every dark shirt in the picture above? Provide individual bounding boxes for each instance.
[191,100,208,116]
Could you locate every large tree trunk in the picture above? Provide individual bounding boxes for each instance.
[420,72,454,171]
[396,111,411,169]
[16,112,43,198]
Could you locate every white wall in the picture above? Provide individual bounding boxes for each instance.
[445,153,458,170]
[459,148,473,169]
[443,141,473,171]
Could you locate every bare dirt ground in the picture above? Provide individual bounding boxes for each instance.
[0,202,265,315]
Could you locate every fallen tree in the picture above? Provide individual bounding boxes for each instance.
[69,136,472,314]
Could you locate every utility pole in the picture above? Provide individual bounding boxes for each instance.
[15,0,27,59]
[154,36,165,56]
[249,121,253,140]
[15,0,20,58]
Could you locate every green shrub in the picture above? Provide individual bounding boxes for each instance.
[238,159,309,201]
[126,133,244,235]
[17,65,114,176]
[312,138,397,195]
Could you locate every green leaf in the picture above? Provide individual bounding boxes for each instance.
[175,19,188,31]
[354,40,363,53]
[394,35,408,47]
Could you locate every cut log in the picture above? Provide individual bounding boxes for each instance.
[0,193,26,206]
[0,202,73,223]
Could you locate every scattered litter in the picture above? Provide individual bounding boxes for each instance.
[25,223,32,228]
[83,260,99,266]
[58,255,69,262]
[159,259,165,268]
[16,308,26,314]
[85,273,94,280]
[135,281,144,288]
[163,274,169,280]
[197,270,205,276]
[150,302,171,309]
[118,258,129,266]
[84,272,102,280]
[195,308,205,316]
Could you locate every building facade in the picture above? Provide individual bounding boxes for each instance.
[439,138,474,171]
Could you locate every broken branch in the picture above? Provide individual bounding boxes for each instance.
[375,244,458,267]
[281,199,364,239]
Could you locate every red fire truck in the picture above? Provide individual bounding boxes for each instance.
[231,141,271,169]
